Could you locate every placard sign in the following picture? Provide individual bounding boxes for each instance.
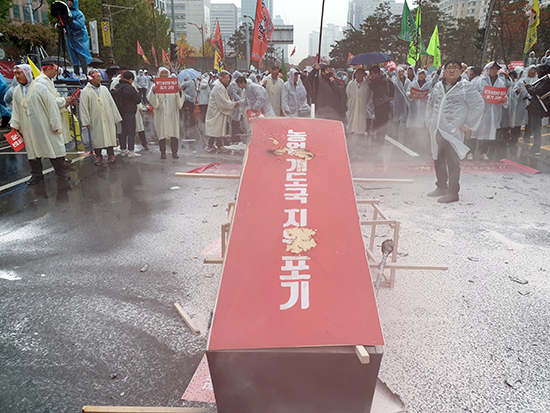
[246,109,264,124]
[4,129,25,152]
[510,61,524,70]
[409,87,429,100]
[207,118,384,351]
[482,86,508,105]
[155,78,179,94]
[384,61,397,72]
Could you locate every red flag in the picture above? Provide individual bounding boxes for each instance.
[137,41,150,65]
[209,18,224,58]
[290,46,296,57]
[161,48,174,72]
[151,43,158,67]
[251,0,274,65]
[347,52,354,64]
[314,53,319,64]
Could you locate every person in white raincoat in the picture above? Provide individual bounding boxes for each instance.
[197,73,211,140]
[471,62,509,160]
[205,70,238,151]
[391,67,410,140]
[425,60,485,203]
[227,71,244,143]
[263,66,284,116]
[10,64,68,184]
[147,67,184,159]
[282,68,310,118]
[406,69,431,151]
[236,76,276,118]
[514,65,537,143]
[345,68,372,138]
[35,64,72,145]
[80,69,122,164]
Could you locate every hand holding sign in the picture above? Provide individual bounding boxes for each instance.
[482,86,508,105]
[410,87,429,100]
[4,129,25,152]
[155,78,179,94]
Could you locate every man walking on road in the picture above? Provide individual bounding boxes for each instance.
[205,70,238,152]
[112,71,142,158]
[425,60,485,203]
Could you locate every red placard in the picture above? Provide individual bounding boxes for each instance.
[510,61,524,70]
[482,86,508,105]
[4,129,25,152]
[65,88,81,107]
[409,87,429,100]
[246,108,265,124]
[207,118,384,351]
[154,78,179,94]
[384,60,397,72]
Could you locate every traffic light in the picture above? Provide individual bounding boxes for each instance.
[476,28,486,50]
[170,43,177,61]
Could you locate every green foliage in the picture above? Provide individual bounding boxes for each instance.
[227,24,248,59]
[0,21,57,60]
[0,0,12,24]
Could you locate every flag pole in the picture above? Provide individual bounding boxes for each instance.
[313,0,326,117]
[481,0,496,67]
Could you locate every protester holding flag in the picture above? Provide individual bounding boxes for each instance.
[346,68,372,140]
[425,60,485,203]
[35,64,72,145]
[263,66,284,116]
[307,63,346,122]
[471,62,509,161]
[80,69,122,165]
[10,64,69,184]
[147,67,184,159]
[391,67,410,141]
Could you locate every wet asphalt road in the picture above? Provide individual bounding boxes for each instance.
[0,130,549,412]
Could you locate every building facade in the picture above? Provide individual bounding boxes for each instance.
[9,0,51,24]
[211,3,238,42]
[439,0,489,20]
[241,0,273,20]
[168,0,211,52]
[308,24,343,59]
[347,0,403,29]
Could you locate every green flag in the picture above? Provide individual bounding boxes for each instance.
[281,50,288,82]
[426,25,441,68]
[399,0,417,42]
[407,42,417,66]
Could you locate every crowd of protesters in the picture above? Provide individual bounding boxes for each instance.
[2,53,549,204]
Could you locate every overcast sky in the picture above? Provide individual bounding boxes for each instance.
[214,0,404,64]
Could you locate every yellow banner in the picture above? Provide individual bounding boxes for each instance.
[101,22,112,47]
[524,0,539,54]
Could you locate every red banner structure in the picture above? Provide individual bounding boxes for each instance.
[206,117,384,411]
[482,86,508,104]
[4,129,25,152]
[154,78,179,94]
[409,87,429,99]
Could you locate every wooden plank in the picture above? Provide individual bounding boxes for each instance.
[174,303,201,336]
[352,178,414,184]
[360,220,397,226]
[204,257,223,264]
[83,407,208,413]
[175,173,240,179]
[372,204,387,220]
[354,345,370,364]
[370,263,449,271]
[356,199,381,205]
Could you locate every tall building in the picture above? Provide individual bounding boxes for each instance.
[9,0,53,24]
[308,24,343,58]
[168,0,211,51]
[241,0,273,20]
[439,0,489,20]
[211,3,238,42]
[347,0,403,29]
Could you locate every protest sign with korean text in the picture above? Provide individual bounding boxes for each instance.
[155,78,179,94]
[4,129,25,152]
[409,87,429,100]
[482,86,508,105]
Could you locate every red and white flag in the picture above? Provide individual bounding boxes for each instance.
[290,46,296,57]
[347,52,354,64]
[209,18,225,58]
[251,0,274,65]
[137,41,150,65]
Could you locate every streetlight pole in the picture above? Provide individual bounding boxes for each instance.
[188,22,205,70]
[243,15,254,71]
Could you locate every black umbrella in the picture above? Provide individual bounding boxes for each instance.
[89,57,104,68]
[347,52,393,66]
[42,56,71,66]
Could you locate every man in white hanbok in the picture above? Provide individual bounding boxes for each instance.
[10,64,68,184]
[471,62,509,160]
[205,70,238,151]
[345,68,372,140]
[80,69,122,164]
[147,67,184,159]
[425,60,485,203]
[263,66,284,116]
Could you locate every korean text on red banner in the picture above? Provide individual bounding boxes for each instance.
[4,129,25,152]
[482,86,508,105]
[409,87,429,100]
[155,78,179,94]
[510,61,525,70]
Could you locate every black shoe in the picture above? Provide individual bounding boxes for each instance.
[160,153,167,159]
[27,177,45,185]
[438,193,459,203]
[143,145,150,151]
[172,153,179,159]
[64,159,73,166]
[427,187,447,197]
